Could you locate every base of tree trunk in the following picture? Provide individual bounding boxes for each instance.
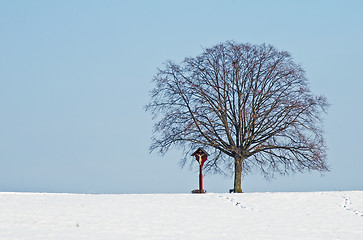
[229,189,243,193]
[191,189,206,194]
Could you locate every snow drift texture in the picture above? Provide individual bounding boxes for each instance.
[0,191,362,239]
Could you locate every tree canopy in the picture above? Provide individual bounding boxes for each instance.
[146,41,329,192]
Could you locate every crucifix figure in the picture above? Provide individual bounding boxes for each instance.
[191,148,209,194]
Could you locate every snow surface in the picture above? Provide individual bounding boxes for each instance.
[0,191,362,239]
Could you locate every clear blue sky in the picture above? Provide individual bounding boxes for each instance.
[0,0,362,194]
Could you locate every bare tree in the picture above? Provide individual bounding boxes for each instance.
[146,41,329,193]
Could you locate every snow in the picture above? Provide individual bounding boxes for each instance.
[0,191,362,239]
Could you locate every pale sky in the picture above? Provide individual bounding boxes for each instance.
[0,0,362,193]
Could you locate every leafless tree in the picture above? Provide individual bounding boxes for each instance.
[145,41,329,193]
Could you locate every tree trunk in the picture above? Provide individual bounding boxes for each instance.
[233,156,243,193]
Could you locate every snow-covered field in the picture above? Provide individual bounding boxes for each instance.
[0,191,362,239]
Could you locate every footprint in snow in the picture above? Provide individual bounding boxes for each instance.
[218,195,258,211]
[341,195,363,217]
